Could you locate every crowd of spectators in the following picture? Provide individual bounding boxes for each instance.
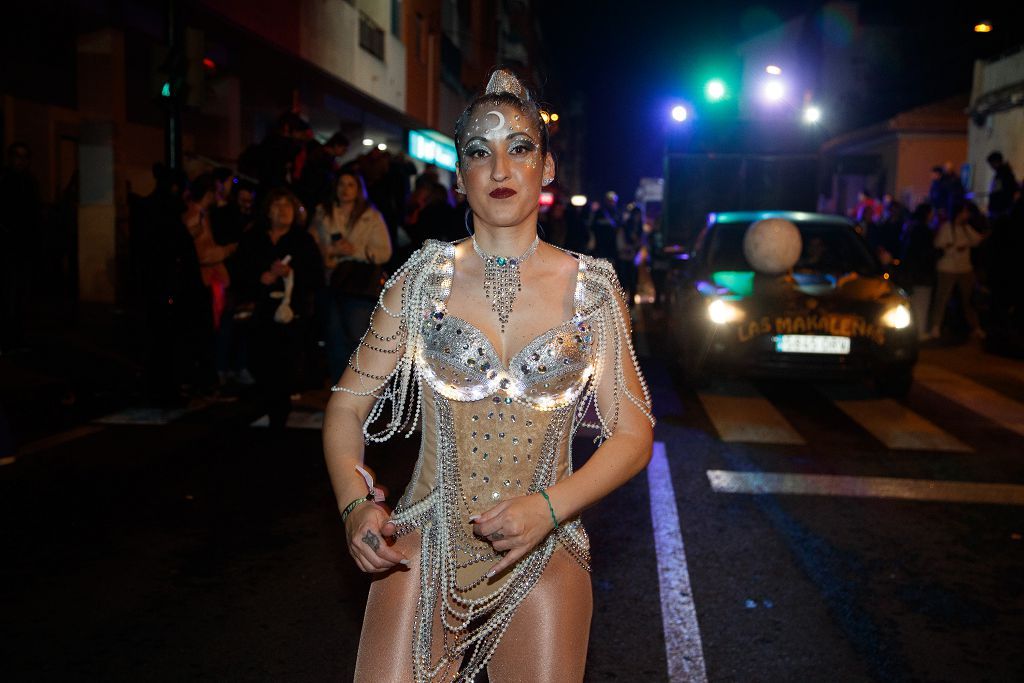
[123,111,644,427]
[858,153,1023,347]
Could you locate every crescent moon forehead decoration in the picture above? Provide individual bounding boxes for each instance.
[484,110,505,132]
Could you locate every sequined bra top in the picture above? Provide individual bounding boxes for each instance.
[418,272,594,409]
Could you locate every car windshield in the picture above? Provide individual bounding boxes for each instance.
[702,220,879,274]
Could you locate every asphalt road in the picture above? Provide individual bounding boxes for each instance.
[2,316,1023,682]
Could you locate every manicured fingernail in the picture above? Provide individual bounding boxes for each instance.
[400,559,410,566]
[469,515,480,523]
[485,569,496,578]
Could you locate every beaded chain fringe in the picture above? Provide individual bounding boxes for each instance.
[331,240,654,681]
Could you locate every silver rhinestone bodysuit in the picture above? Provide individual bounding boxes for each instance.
[332,239,654,682]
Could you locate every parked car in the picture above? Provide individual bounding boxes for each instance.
[665,211,918,396]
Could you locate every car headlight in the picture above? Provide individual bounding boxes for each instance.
[881,303,912,329]
[707,299,744,324]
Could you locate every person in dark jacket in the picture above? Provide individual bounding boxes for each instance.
[0,142,42,351]
[235,187,322,428]
[899,203,939,341]
[987,151,1019,220]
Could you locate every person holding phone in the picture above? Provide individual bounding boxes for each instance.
[323,68,654,682]
[930,200,987,339]
[235,187,321,427]
[310,171,392,382]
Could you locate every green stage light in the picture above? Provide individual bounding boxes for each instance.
[704,79,727,102]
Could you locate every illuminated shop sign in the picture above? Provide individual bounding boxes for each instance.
[408,130,457,172]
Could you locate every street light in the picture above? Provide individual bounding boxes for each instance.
[765,65,782,75]
[550,113,559,122]
[362,138,374,146]
[377,142,388,151]
[762,80,785,103]
[570,194,588,207]
[974,21,992,33]
[803,105,822,124]
[671,104,688,122]
[704,78,727,102]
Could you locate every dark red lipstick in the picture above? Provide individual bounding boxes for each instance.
[489,187,517,199]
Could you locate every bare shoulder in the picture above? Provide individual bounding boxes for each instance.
[537,241,581,277]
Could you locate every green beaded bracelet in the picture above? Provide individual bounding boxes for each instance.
[341,495,372,523]
[539,488,559,530]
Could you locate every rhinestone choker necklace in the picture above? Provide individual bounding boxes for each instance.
[471,233,540,333]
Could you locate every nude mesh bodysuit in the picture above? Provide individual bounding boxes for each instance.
[336,240,653,682]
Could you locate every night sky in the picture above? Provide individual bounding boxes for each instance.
[538,0,1024,199]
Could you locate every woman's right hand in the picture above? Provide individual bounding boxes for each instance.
[270,259,292,277]
[345,502,410,573]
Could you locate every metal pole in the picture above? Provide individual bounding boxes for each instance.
[164,0,183,171]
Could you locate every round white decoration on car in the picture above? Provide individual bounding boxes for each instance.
[743,218,803,275]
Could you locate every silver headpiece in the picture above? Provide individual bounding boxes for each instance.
[485,69,530,102]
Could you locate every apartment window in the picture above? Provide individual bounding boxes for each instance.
[359,12,385,60]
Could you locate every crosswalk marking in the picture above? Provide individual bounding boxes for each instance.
[697,381,805,445]
[916,364,1024,438]
[822,392,972,452]
[649,442,707,682]
[707,470,1024,505]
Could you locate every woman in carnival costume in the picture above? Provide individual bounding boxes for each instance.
[324,67,654,682]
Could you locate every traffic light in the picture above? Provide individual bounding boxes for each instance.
[704,78,727,102]
[152,27,206,107]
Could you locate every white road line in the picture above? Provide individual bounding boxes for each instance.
[916,364,1024,438]
[698,382,805,445]
[826,395,972,452]
[648,442,708,682]
[707,470,1024,505]
[17,425,105,456]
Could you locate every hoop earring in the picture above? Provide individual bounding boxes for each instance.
[464,208,474,236]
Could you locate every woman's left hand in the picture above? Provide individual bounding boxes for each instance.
[334,238,357,256]
[471,492,556,578]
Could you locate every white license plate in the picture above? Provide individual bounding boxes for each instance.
[774,335,851,355]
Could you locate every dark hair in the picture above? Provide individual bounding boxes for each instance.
[236,179,257,195]
[262,187,303,230]
[326,132,350,149]
[453,68,549,168]
[931,165,943,174]
[212,166,233,183]
[188,173,216,202]
[332,171,372,228]
[911,203,932,222]
[275,111,305,134]
[987,151,1004,165]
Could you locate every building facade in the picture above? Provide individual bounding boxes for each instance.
[1,0,548,305]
